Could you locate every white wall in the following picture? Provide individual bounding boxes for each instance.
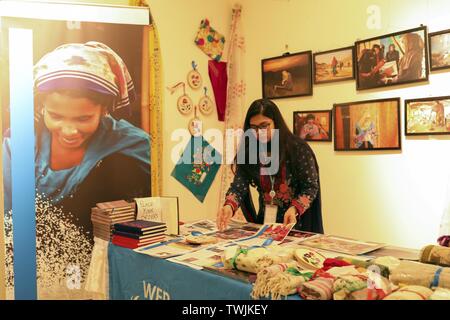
[239,0,450,248]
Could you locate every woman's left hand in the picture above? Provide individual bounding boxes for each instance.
[283,206,297,225]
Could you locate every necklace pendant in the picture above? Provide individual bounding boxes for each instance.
[269,190,276,199]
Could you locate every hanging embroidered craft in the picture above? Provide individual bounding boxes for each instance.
[187,61,203,90]
[198,87,214,115]
[171,136,221,202]
[194,19,225,62]
[166,82,193,115]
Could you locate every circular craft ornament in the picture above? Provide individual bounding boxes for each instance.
[177,94,193,115]
[187,69,202,90]
[188,117,203,137]
[198,95,214,115]
[294,247,326,270]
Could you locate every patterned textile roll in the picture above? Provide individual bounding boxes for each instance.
[298,277,334,300]
[420,245,450,267]
[389,260,450,289]
[383,285,433,300]
[252,265,313,300]
[333,274,368,300]
[336,256,390,278]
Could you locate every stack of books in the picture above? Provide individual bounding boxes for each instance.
[112,220,167,249]
[91,200,136,241]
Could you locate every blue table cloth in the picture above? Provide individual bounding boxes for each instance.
[109,243,257,300]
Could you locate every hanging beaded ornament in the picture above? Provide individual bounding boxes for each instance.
[188,105,203,137]
[167,82,193,115]
[187,61,203,90]
[198,87,214,115]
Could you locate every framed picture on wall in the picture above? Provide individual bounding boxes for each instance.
[334,98,401,151]
[293,110,332,141]
[405,96,450,135]
[313,46,355,84]
[261,51,312,99]
[355,26,429,90]
[429,29,450,71]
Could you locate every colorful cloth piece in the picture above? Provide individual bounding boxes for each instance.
[420,245,450,267]
[438,236,450,247]
[171,136,221,202]
[298,277,334,300]
[383,285,433,300]
[34,41,135,111]
[333,274,368,300]
[336,256,391,278]
[195,19,225,61]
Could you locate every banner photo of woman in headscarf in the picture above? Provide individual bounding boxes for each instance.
[1,18,151,299]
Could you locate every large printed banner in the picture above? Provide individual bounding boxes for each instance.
[1,7,151,299]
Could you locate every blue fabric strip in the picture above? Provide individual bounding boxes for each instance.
[432,267,443,288]
[9,28,37,300]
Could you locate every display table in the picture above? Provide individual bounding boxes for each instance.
[109,243,301,300]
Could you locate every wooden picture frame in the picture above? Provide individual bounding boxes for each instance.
[429,29,450,71]
[405,95,450,135]
[334,98,401,151]
[293,110,332,142]
[261,51,313,99]
[313,46,355,84]
[355,26,429,90]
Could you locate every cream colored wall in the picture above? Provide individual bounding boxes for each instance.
[239,0,450,249]
[7,0,449,249]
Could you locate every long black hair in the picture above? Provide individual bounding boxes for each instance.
[233,98,301,185]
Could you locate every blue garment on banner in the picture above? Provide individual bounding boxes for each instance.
[3,114,151,211]
[171,136,221,202]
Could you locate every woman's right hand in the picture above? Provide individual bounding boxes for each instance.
[217,205,233,231]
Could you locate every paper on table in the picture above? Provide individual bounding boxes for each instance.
[234,223,295,247]
[179,219,218,235]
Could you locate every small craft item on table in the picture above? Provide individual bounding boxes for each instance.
[371,256,401,272]
[348,276,395,300]
[333,274,368,300]
[294,247,327,271]
[389,260,450,289]
[298,277,334,300]
[223,246,294,274]
[383,285,433,300]
[171,136,221,203]
[187,61,202,90]
[185,233,218,245]
[336,256,391,278]
[300,235,385,255]
[420,244,450,267]
[252,263,314,300]
[234,223,295,247]
[194,18,225,61]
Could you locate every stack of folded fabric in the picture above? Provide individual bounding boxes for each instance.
[91,200,136,241]
[389,260,450,289]
[112,220,166,249]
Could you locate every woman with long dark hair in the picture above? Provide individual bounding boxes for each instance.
[217,99,323,233]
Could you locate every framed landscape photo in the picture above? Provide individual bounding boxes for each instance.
[293,110,332,141]
[405,96,450,135]
[261,51,312,99]
[429,29,450,71]
[355,26,428,90]
[334,98,401,151]
[313,46,355,84]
